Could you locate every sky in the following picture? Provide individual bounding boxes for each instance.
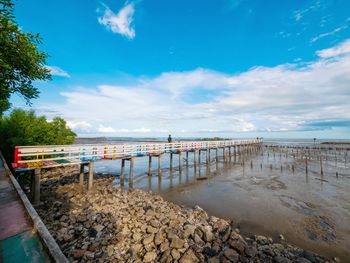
[11,0,350,138]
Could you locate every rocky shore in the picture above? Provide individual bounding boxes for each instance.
[36,173,336,263]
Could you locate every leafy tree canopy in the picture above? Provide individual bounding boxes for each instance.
[0,0,51,115]
[0,109,76,162]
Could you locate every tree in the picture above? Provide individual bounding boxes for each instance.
[0,0,51,115]
[0,109,76,162]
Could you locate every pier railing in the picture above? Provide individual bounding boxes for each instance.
[12,139,261,171]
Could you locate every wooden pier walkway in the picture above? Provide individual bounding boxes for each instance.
[0,156,50,262]
[12,139,262,205]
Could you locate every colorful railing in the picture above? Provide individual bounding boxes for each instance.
[12,139,262,171]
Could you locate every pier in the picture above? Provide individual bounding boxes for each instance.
[12,139,262,205]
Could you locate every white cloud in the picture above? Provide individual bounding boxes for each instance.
[98,2,135,39]
[46,65,70,77]
[316,39,350,58]
[67,120,92,131]
[40,39,350,136]
[311,25,348,43]
[98,125,116,133]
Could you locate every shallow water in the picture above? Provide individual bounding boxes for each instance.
[92,143,350,261]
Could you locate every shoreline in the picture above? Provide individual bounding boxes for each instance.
[35,171,336,263]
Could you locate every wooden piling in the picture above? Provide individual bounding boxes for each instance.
[129,158,134,191]
[179,152,182,171]
[33,168,41,205]
[216,148,218,162]
[120,159,125,188]
[88,162,94,190]
[186,151,189,166]
[79,164,84,186]
[148,156,152,176]
[158,155,162,176]
[170,153,173,170]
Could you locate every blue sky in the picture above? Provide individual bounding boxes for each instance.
[11,0,350,138]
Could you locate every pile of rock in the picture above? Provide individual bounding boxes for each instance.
[37,177,334,263]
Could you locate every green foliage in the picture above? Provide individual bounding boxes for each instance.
[0,0,51,115]
[0,109,76,162]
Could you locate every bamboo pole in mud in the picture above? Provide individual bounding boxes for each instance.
[320,156,323,176]
[305,156,308,174]
[148,156,152,176]
[120,159,125,188]
[129,158,134,191]
[88,161,94,190]
[79,164,84,186]
[158,155,162,177]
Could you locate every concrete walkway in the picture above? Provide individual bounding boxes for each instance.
[0,158,49,262]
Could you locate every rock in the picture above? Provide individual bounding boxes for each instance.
[143,235,154,245]
[202,246,218,257]
[201,226,213,242]
[72,249,86,259]
[143,251,157,262]
[245,245,257,258]
[179,249,199,263]
[133,232,142,241]
[274,256,292,263]
[171,249,181,260]
[219,226,231,242]
[89,228,97,238]
[223,248,239,262]
[194,234,205,246]
[132,244,142,253]
[183,224,196,238]
[147,226,157,234]
[107,245,114,257]
[229,237,247,254]
[255,235,268,245]
[208,257,220,263]
[160,240,170,252]
[155,232,164,246]
[170,236,185,249]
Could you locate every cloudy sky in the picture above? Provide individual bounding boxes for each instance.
[12,0,350,138]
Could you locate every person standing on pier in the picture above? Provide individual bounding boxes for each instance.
[168,134,172,143]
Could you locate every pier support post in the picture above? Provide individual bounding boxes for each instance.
[229,146,232,160]
[199,150,201,164]
[158,155,162,176]
[193,151,197,167]
[33,168,41,205]
[206,150,209,164]
[79,164,84,186]
[88,161,94,190]
[216,148,218,162]
[179,152,182,171]
[186,151,189,166]
[148,156,152,176]
[129,158,134,191]
[170,153,173,170]
[121,159,125,188]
